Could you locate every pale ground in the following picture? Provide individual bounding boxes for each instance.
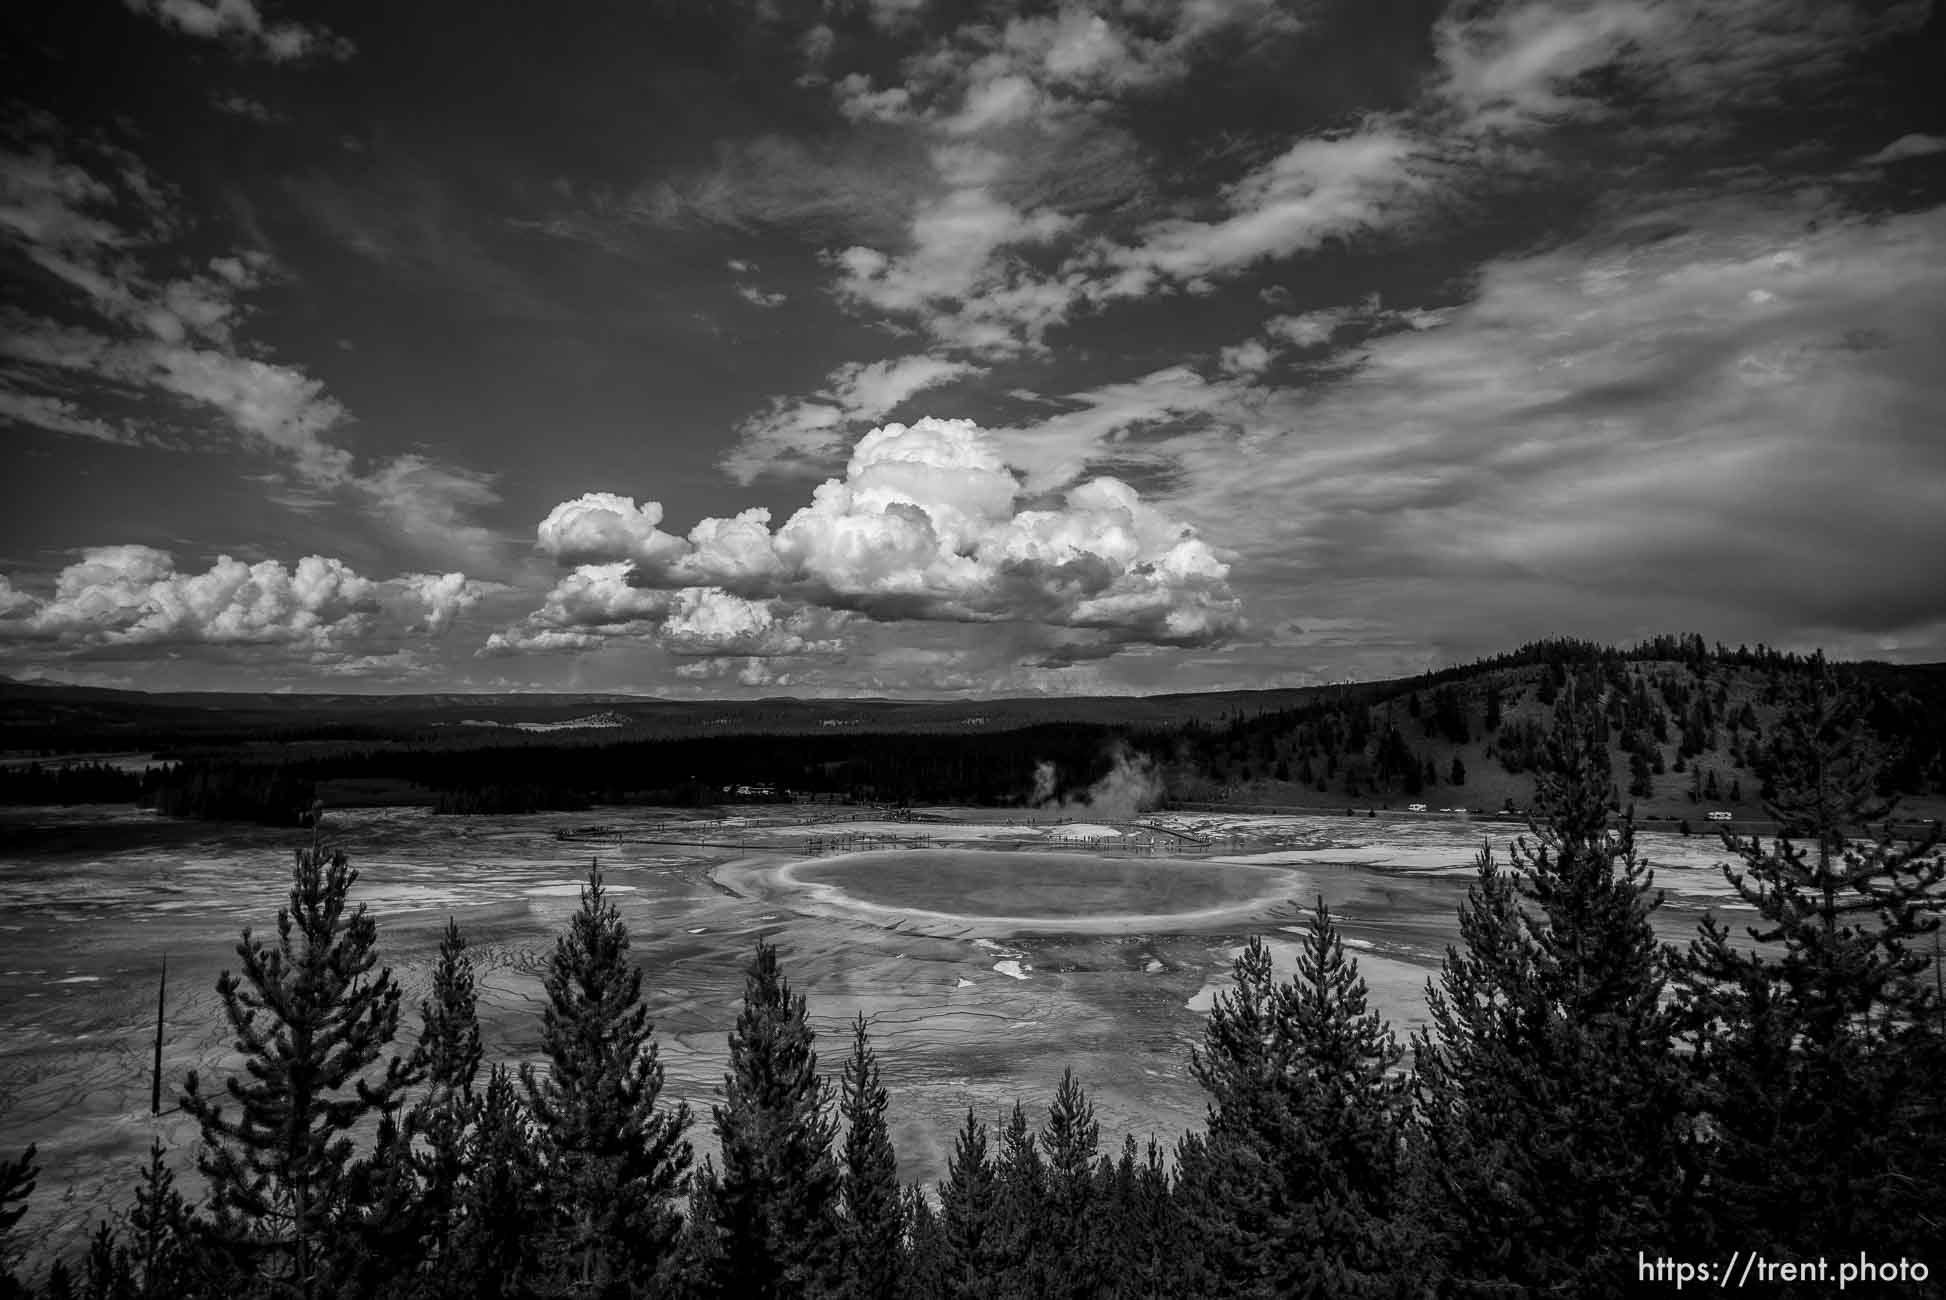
[0,802,1755,1267]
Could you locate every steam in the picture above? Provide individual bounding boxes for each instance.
[1081,744,1164,821]
[1030,760,1058,807]
[1027,744,1163,821]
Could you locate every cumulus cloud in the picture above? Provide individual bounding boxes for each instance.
[124,0,354,62]
[495,417,1241,662]
[725,352,983,481]
[535,493,688,568]
[0,548,493,677]
[480,564,848,660]
[391,571,497,635]
[0,546,376,650]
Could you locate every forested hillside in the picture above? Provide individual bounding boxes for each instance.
[1,664,1941,1298]
[7,635,1940,830]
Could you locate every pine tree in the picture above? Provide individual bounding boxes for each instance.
[1629,746,1653,799]
[1179,938,1280,1297]
[179,835,418,1298]
[934,1109,997,1300]
[125,1139,195,1300]
[1182,906,1419,1299]
[1038,1069,1102,1299]
[990,1103,1046,1298]
[453,1066,550,1300]
[83,1218,132,1299]
[902,1185,945,1300]
[1678,660,1946,1275]
[1414,688,1697,1297]
[411,918,484,1292]
[1270,900,1418,1299]
[836,1015,903,1300]
[1118,1136,1187,1299]
[0,1144,38,1300]
[694,937,840,1299]
[522,859,693,1296]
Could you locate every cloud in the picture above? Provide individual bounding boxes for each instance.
[124,0,354,62]
[1265,307,1354,348]
[725,352,983,481]
[1434,0,1668,133]
[0,548,493,679]
[1149,196,1946,655]
[0,389,136,444]
[496,417,1241,660]
[883,0,1304,114]
[2,127,353,479]
[1860,133,1946,166]
[834,76,917,124]
[628,133,932,244]
[832,186,1073,320]
[0,546,375,649]
[391,571,497,635]
[355,454,507,574]
[1219,338,1272,376]
[734,283,787,308]
[142,345,352,481]
[209,93,280,121]
[478,565,848,660]
[535,493,688,568]
[1084,125,1432,287]
[4,125,506,575]
[1432,0,1927,141]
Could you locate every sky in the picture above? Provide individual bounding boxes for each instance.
[1,0,1943,697]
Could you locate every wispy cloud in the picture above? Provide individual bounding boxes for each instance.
[124,0,354,62]
[1860,133,1946,166]
[1153,196,1946,655]
[2,118,514,584]
[725,352,983,481]
[1,124,356,477]
[208,93,281,122]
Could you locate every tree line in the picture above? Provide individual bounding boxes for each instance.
[5,637,1942,824]
[2,663,1943,1297]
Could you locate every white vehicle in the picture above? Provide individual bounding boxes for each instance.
[1707,810,1733,822]
[1407,803,1428,812]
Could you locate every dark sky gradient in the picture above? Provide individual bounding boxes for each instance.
[2,0,1942,695]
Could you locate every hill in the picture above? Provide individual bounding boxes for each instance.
[1163,636,1946,828]
[0,678,1357,753]
[3,635,1941,826]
